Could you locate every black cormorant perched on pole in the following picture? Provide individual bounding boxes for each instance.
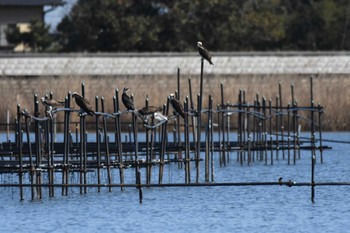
[169,94,185,118]
[72,92,95,116]
[197,41,213,65]
[122,87,135,111]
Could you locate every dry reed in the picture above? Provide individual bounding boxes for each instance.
[0,73,349,131]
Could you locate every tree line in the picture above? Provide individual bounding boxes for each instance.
[6,0,350,52]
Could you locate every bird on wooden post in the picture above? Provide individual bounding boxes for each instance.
[72,92,95,116]
[154,112,168,122]
[138,105,164,122]
[41,97,65,110]
[138,106,163,116]
[122,87,135,111]
[41,97,65,117]
[197,41,213,65]
[169,94,185,118]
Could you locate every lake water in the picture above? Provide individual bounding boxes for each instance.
[0,132,349,233]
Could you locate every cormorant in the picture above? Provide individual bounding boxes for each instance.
[138,106,163,116]
[138,105,164,122]
[122,87,135,111]
[72,92,95,116]
[197,41,213,65]
[169,94,185,118]
[40,97,65,111]
[278,177,283,186]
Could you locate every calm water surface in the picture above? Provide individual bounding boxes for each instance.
[0,132,349,233]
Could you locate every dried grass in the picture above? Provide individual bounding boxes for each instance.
[0,73,349,131]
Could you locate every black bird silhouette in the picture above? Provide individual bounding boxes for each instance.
[169,94,185,118]
[197,41,213,65]
[278,177,283,186]
[72,92,95,116]
[122,87,135,111]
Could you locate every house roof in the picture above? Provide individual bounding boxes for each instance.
[0,0,64,6]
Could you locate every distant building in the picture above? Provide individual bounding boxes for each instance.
[0,0,64,51]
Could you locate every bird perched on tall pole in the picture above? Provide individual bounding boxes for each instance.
[169,94,185,118]
[72,92,95,116]
[41,97,65,117]
[197,41,213,65]
[122,87,135,111]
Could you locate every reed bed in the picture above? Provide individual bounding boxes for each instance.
[0,73,349,131]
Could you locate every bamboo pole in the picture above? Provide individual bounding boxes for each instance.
[17,104,24,201]
[275,96,280,160]
[79,112,84,194]
[209,96,214,182]
[217,104,222,167]
[269,99,273,165]
[114,89,125,190]
[221,83,226,166]
[237,89,244,166]
[25,113,35,200]
[95,96,101,192]
[279,82,285,160]
[287,103,291,165]
[205,95,210,182]
[33,95,41,198]
[63,93,71,196]
[188,78,196,145]
[196,94,201,183]
[247,104,251,166]
[310,76,316,203]
[131,97,140,186]
[184,98,190,184]
[158,101,169,184]
[176,70,183,169]
[101,97,112,192]
[318,103,324,164]
[262,97,268,165]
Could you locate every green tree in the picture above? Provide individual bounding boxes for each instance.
[57,0,162,52]
[56,0,350,52]
[29,19,53,51]
[5,24,22,46]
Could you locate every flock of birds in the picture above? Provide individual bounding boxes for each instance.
[41,87,185,123]
[40,41,214,122]
[40,44,294,186]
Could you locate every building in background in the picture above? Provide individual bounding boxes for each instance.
[0,0,64,51]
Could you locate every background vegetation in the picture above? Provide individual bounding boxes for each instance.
[6,0,350,52]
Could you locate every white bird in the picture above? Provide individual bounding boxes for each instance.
[154,112,168,121]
